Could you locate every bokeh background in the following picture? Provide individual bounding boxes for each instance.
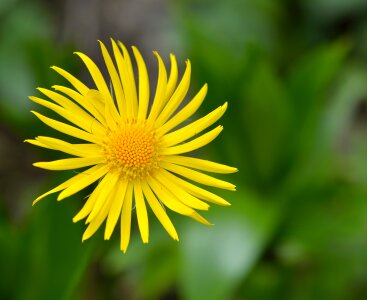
[2,0,367,299]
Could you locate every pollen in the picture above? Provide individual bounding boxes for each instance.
[103,121,160,180]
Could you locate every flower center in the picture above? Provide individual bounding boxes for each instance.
[103,122,159,180]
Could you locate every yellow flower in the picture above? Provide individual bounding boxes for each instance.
[27,39,237,252]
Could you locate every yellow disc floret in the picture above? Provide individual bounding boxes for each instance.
[103,121,160,180]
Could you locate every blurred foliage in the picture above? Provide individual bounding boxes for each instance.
[1,0,367,299]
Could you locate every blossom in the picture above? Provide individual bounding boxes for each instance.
[27,39,237,252]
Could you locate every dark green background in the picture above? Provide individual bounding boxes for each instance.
[1,0,367,299]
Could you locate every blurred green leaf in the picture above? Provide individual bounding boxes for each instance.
[274,186,367,300]
[281,41,350,190]
[103,219,181,300]
[0,2,52,120]
[322,65,367,148]
[241,59,292,189]
[13,177,97,300]
[287,40,350,118]
[178,191,284,300]
[302,0,367,21]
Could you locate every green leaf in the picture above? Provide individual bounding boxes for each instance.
[179,191,284,300]
[241,59,292,188]
[280,41,350,190]
[287,40,350,121]
[14,178,97,300]
[275,186,367,300]
[103,220,180,300]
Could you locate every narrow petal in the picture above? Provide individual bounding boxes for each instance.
[141,181,179,240]
[86,89,118,130]
[86,172,119,223]
[161,169,231,206]
[31,111,104,145]
[147,177,193,216]
[163,156,238,174]
[157,84,208,136]
[165,54,178,102]
[29,96,105,136]
[161,102,227,147]
[51,66,89,95]
[36,88,106,135]
[134,181,149,243]
[58,164,109,200]
[25,139,49,149]
[53,85,107,127]
[73,173,110,223]
[99,40,126,118]
[33,156,104,171]
[111,39,136,119]
[33,136,101,157]
[148,177,210,225]
[155,60,191,127]
[104,180,128,240]
[74,51,120,122]
[160,161,236,191]
[120,183,133,253]
[154,172,209,210]
[147,52,168,123]
[119,41,139,116]
[32,165,103,205]
[132,46,150,121]
[161,125,223,156]
[82,193,112,241]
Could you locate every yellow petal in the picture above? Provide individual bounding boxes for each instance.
[118,41,139,116]
[51,66,89,95]
[163,155,238,174]
[111,39,136,119]
[155,59,191,127]
[99,40,126,118]
[141,181,179,241]
[86,89,117,130]
[36,88,106,134]
[32,165,103,205]
[35,136,101,157]
[86,172,119,223]
[157,84,208,136]
[58,164,109,200]
[190,211,213,226]
[132,46,150,121]
[25,139,49,149]
[29,96,105,136]
[82,193,112,241]
[31,111,104,145]
[134,181,149,243]
[104,180,128,240]
[33,156,104,171]
[161,102,227,147]
[53,85,107,127]
[120,183,133,253]
[160,161,236,191]
[147,52,168,123]
[161,125,223,155]
[161,169,231,206]
[74,51,120,122]
[147,177,194,216]
[154,172,209,210]
[165,54,178,102]
[73,174,109,223]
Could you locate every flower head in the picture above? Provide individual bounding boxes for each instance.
[27,39,237,252]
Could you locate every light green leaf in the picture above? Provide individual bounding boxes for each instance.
[179,191,284,300]
[241,59,292,187]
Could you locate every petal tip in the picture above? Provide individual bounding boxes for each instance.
[57,192,66,201]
